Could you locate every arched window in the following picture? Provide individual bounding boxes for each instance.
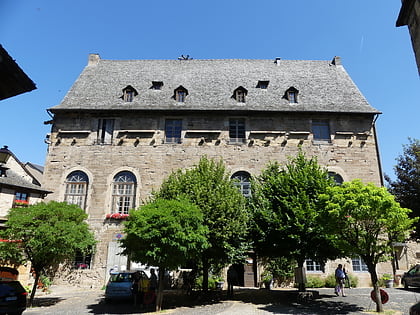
[328,172,344,185]
[112,171,136,214]
[65,171,88,209]
[231,171,251,197]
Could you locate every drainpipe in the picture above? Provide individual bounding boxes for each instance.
[372,114,384,187]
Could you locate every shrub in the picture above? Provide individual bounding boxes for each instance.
[305,275,325,288]
[324,273,358,288]
[324,274,336,287]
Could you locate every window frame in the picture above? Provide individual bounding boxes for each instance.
[229,118,246,144]
[256,80,269,89]
[312,120,331,142]
[112,171,136,215]
[97,119,115,145]
[233,87,247,103]
[165,119,182,144]
[284,87,299,104]
[305,259,324,273]
[174,86,188,102]
[328,172,344,185]
[231,171,251,198]
[352,256,368,272]
[121,85,138,102]
[64,171,88,210]
[151,81,163,90]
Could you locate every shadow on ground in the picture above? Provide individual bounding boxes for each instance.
[29,296,64,307]
[87,288,364,314]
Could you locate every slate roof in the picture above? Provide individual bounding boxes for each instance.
[0,44,36,101]
[50,56,380,114]
[0,169,50,193]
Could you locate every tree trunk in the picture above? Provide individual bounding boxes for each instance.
[29,270,40,307]
[368,263,383,313]
[252,251,258,287]
[155,267,165,312]
[297,259,306,292]
[202,257,209,292]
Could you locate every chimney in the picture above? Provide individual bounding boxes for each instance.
[88,53,100,66]
[331,56,341,66]
[274,57,281,65]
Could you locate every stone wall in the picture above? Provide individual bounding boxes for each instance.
[43,110,383,287]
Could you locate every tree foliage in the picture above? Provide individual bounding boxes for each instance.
[0,201,96,305]
[386,138,420,238]
[250,151,342,281]
[321,179,416,312]
[155,156,249,291]
[120,198,209,311]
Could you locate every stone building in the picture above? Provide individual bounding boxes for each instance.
[42,55,404,287]
[397,0,420,75]
[0,145,50,284]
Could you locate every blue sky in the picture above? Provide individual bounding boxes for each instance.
[0,0,418,181]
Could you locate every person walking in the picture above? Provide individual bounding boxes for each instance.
[335,264,346,297]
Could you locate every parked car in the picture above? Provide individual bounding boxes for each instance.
[0,280,27,315]
[410,301,420,315]
[105,271,148,302]
[402,265,420,289]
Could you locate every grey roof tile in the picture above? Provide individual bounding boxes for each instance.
[50,58,380,114]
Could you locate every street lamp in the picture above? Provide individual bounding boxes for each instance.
[0,145,11,164]
[0,145,11,177]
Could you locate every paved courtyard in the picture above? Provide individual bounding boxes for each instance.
[24,286,420,315]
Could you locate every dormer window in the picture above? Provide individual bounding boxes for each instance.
[151,81,163,90]
[121,85,138,102]
[256,81,269,89]
[284,87,299,104]
[232,87,247,103]
[174,86,188,102]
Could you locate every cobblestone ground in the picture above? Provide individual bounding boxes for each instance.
[24,286,420,315]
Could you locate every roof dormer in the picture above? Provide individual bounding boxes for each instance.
[121,85,138,102]
[232,86,248,103]
[173,86,188,102]
[283,87,299,104]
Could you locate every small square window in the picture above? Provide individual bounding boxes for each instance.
[151,81,163,90]
[256,81,269,89]
[235,90,246,103]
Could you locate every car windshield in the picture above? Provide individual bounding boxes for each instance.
[109,273,133,283]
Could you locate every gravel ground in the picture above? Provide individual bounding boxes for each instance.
[24,285,420,315]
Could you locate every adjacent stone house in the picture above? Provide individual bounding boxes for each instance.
[42,55,405,287]
[0,145,50,284]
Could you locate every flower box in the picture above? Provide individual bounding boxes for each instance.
[13,200,29,207]
[105,213,129,220]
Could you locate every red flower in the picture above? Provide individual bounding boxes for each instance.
[105,213,129,220]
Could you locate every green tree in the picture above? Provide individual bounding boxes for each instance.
[386,138,420,238]
[0,201,96,305]
[321,179,416,312]
[250,151,341,291]
[155,156,249,291]
[120,198,208,311]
